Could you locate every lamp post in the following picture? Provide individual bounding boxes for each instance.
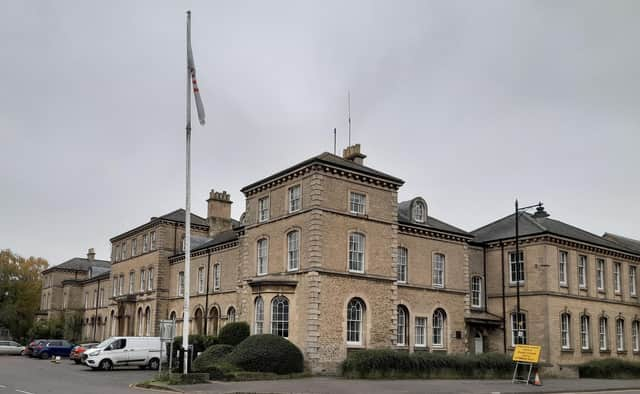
[514,200,544,344]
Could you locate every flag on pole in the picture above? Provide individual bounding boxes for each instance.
[187,14,206,126]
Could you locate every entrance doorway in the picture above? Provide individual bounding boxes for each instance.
[474,333,484,354]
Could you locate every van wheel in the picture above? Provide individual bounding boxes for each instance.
[148,358,160,370]
[100,359,113,371]
[40,352,50,360]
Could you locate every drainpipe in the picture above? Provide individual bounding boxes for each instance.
[203,250,211,335]
[500,241,506,353]
[92,278,101,341]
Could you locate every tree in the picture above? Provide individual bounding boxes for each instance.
[0,249,48,343]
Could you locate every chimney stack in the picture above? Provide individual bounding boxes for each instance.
[207,189,233,237]
[87,248,95,262]
[342,144,366,165]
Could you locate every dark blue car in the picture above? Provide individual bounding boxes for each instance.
[32,339,74,359]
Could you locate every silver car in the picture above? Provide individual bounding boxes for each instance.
[0,341,25,355]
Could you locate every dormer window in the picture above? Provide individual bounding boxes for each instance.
[413,201,426,223]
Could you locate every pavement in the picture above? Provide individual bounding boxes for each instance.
[3,355,640,394]
[175,377,640,394]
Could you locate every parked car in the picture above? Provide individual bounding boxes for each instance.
[32,339,75,359]
[25,339,48,357]
[0,341,25,355]
[84,337,165,370]
[69,343,99,364]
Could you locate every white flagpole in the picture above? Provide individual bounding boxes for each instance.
[183,9,192,376]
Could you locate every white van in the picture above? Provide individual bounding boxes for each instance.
[84,336,166,371]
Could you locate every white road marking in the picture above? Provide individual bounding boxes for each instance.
[16,390,35,394]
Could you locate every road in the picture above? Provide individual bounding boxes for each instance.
[0,355,155,394]
[4,355,640,394]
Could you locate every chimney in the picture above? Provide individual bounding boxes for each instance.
[342,144,366,165]
[87,248,95,262]
[207,189,233,237]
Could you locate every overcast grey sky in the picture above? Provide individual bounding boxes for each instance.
[1,1,639,266]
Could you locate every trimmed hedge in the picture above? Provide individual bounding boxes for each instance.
[193,344,235,377]
[217,322,250,346]
[341,350,513,379]
[579,359,640,379]
[226,334,304,374]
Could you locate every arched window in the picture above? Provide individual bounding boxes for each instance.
[209,306,219,336]
[137,308,144,336]
[271,296,289,338]
[633,320,640,352]
[397,247,408,283]
[254,297,264,334]
[413,201,426,223]
[257,238,268,275]
[227,306,236,322]
[617,318,625,351]
[561,313,571,349]
[348,232,365,273]
[511,312,527,345]
[432,254,445,288]
[397,305,409,346]
[145,306,151,336]
[432,309,447,348]
[580,315,590,350]
[347,298,365,345]
[169,311,176,321]
[471,276,482,308]
[287,230,300,271]
[194,308,203,335]
[599,316,608,350]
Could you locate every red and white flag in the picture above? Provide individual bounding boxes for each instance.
[187,13,205,126]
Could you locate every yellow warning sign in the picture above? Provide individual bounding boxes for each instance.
[512,345,541,363]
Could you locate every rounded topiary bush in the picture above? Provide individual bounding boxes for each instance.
[217,322,250,346]
[226,334,304,374]
[193,344,235,379]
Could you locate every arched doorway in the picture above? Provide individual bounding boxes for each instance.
[194,308,203,335]
[208,306,219,335]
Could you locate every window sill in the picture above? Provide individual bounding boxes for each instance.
[560,284,568,288]
[431,347,447,352]
[346,343,365,349]
[617,350,628,355]
[508,282,525,287]
[599,349,611,354]
[561,347,574,353]
[348,270,365,275]
[581,348,593,353]
[414,346,429,351]
[579,287,587,291]
[597,289,606,294]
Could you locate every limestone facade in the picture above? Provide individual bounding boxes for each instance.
[40,145,640,372]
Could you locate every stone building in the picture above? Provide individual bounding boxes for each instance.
[39,144,640,372]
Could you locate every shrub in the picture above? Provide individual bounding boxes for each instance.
[226,334,304,374]
[217,322,250,346]
[341,350,513,379]
[193,344,235,377]
[579,359,640,379]
[171,335,218,354]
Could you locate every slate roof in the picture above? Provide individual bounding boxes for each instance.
[157,209,208,227]
[241,152,404,193]
[43,257,110,274]
[397,200,471,237]
[471,210,639,255]
[603,233,640,254]
[171,230,240,259]
[111,208,210,242]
